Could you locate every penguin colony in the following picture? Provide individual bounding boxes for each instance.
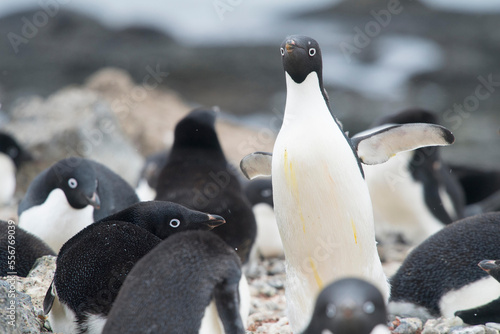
[1,35,500,334]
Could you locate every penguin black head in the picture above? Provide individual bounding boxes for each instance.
[173,109,222,151]
[303,278,388,334]
[244,178,273,207]
[100,201,226,239]
[479,259,500,282]
[280,35,323,84]
[0,132,32,168]
[48,157,101,210]
[374,109,439,127]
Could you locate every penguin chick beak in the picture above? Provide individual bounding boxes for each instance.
[86,192,101,210]
[205,214,226,229]
[285,40,296,53]
[479,259,500,272]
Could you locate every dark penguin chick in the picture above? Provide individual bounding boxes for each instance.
[302,278,389,334]
[98,200,226,239]
[244,178,283,258]
[44,221,162,334]
[389,212,500,323]
[454,260,500,325]
[361,109,465,245]
[135,149,169,201]
[0,220,55,277]
[102,230,248,334]
[155,109,257,263]
[18,157,139,252]
[0,132,32,205]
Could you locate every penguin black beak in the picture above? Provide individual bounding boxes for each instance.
[205,214,226,229]
[479,259,500,272]
[285,40,296,53]
[86,192,101,210]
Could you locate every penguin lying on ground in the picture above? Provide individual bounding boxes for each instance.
[44,201,226,334]
[302,278,389,334]
[0,132,32,205]
[18,157,139,252]
[358,109,465,245]
[390,212,500,324]
[0,220,55,277]
[155,109,257,264]
[244,177,283,258]
[240,35,454,332]
[135,149,169,201]
[102,230,248,334]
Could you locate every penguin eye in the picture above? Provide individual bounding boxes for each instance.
[261,189,272,198]
[309,48,316,57]
[169,219,181,228]
[326,303,336,318]
[363,301,375,314]
[68,178,78,189]
[280,47,285,56]
[7,147,18,158]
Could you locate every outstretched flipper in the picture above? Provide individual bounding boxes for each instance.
[240,152,272,180]
[214,281,245,334]
[352,123,454,165]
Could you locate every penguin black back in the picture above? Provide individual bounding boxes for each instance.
[0,132,32,169]
[390,212,500,316]
[155,109,257,263]
[47,221,162,331]
[103,230,245,334]
[0,220,55,277]
[98,200,226,239]
[303,278,388,334]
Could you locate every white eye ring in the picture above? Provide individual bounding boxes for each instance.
[68,178,78,189]
[326,303,336,318]
[309,48,316,56]
[363,301,375,314]
[170,219,180,228]
[280,47,285,56]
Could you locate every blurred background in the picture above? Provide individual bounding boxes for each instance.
[0,0,499,196]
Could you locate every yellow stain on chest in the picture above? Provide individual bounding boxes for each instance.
[308,257,324,289]
[284,149,306,233]
[351,218,358,244]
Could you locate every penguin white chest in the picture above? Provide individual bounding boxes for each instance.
[19,189,94,252]
[272,72,388,332]
[0,153,16,205]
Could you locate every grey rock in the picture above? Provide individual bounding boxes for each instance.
[0,279,40,334]
[423,317,465,334]
[393,317,423,334]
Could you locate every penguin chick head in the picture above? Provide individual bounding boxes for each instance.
[173,109,222,151]
[0,132,32,169]
[49,157,101,210]
[304,278,387,334]
[280,35,323,84]
[145,201,226,238]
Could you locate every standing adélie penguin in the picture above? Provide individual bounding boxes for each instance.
[240,35,455,332]
[18,157,139,252]
[302,278,389,334]
[103,230,248,334]
[358,109,465,245]
[390,212,500,325]
[44,201,227,334]
[155,109,257,264]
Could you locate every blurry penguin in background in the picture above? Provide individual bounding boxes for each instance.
[18,157,139,252]
[135,149,169,201]
[0,132,32,205]
[359,109,465,245]
[155,109,257,264]
[244,177,283,258]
